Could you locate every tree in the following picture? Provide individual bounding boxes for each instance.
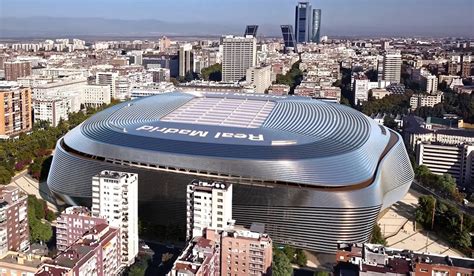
[370,224,387,245]
[272,249,293,276]
[27,195,52,243]
[314,271,330,276]
[0,166,12,185]
[415,195,436,229]
[282,245,295,261]
[295,249,307,267]
[200,63,222,81]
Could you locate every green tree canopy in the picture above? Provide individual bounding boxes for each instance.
[200,63,222,81]
[370,224,387,245]
[295,249,307,267]
[272,249,293,276]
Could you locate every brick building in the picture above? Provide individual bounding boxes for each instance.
[0,186,30,253]
[4,61,32,81]
[56,206,108,251]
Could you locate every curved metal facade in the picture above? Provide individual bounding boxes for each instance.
[47,92,414,253]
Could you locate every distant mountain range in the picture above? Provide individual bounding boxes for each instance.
[0,16,472,39]
[0,17,283,38]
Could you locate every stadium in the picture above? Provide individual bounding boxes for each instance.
[47,91,414,253]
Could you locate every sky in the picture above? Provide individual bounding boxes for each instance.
[0,0,473,37]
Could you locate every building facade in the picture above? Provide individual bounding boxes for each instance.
[33,96,69,127]
[246,66,272,93]
[56,206,108,251]
[222,36,256,82]
[91,170,139,266]
[4,61,31,81]
[96,72,118,99]
[186,181,233,241]
[81,84,111,108]
[0,186,29,252]
[179,44,194,78]
[294,2,313,43]
[311,9,322,43]
[0,85,32,139]
[382,51,402,83]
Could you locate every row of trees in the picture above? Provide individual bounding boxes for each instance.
[27,195,55,243]
[0,101,120,185]
[416,195,473,252]
[359,92,413,117]
[414,165,466,203]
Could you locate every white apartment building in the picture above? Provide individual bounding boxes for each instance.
[410,93,442,110]
[91,170,139,266]
[246,65,272,93]
[383,51,402,83]
[115,76,130,100]
[186,180,233,240]
[413,68,438,94]
[417,143,474,187]
[222,36,257,82]
[33,96,69,127]
[81,84,111,108]
[96,72,118,99]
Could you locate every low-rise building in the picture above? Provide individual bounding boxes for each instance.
[33,96,69,127]
[335,243,473,275]
[246,66,272,93]
[0,251,49,276]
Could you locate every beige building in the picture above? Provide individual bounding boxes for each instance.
[409,93,442,110]
[382,51,402,83]
[0,85,32,139]
[246,66,272,93]
[222,36,257,82]
[370,88,391,99]
[0,251,49,276]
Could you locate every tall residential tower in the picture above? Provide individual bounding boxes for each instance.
[221,35,256,82]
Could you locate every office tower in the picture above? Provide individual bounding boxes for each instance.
[56,206,108,251]
[220,226,273,276]
[311,9,322,43]
[159,36,171,52]
[382,51,402,83]
[246,65,272,93]
[4,61,31,81]
[0,186,29,252]
[92,170,139,266]
[295,1,312,43]
[186,180,233,240]
[221,36,257,82]
[281,25,297,50]
[33,96,69,127]
[96,72,118,99]
[178,44,194,78]
[244,25,259,37]
[0,85,32,139]
[37,224,121,275]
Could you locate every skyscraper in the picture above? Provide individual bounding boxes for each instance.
[92,170,139,266]
[311,9,322,43]
[382,51,402,83]
[178,43,194,78]
[244,25,259,37]
[295,1,313,43]
[221,35,256,82]
[280,25,297,50]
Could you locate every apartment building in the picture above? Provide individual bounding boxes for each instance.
[91,170,139,266]
[96,72,118,99]
[186,180,233,241]
[0,186,29,252]
[33,96,69,127]
[0,84,32,139]
[246,66,272,93]
[37,224,121,276]
[0,251,49,276]
[56,206,108,251]
[410,93,442,110]
[4,61,31,81]
[81,84,111,108]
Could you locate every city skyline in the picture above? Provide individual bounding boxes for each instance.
[0,0,473,38]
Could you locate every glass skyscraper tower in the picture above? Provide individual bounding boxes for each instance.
[295,2,322,44]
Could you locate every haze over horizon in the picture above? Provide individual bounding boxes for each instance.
[0,0,473,38]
